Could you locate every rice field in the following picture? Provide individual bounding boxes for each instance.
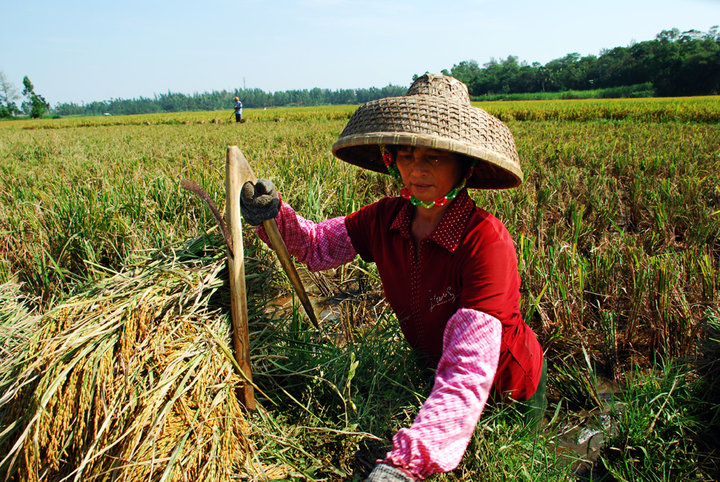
[0,96,719,480]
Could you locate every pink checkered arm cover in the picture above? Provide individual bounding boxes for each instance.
[384,308,501,479]
[255,202,502,479]
[255,201,357,271]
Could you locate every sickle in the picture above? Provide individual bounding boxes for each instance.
[227,146,319,329]
[180,147,319,410]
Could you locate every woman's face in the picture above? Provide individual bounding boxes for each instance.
[394,146,464,204]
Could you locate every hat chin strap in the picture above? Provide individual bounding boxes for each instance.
[380,145,476,209]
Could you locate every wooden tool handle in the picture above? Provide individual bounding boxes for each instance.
[226,147,256,410]
[228,146,319,328]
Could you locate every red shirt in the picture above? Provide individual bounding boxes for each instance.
[345,190,542,399]
[257,192,543,476]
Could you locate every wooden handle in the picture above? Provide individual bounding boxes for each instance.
[226,147,256,410]
[228,146,319,328]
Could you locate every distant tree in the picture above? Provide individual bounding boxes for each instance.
[444,27,720,98]
[0,71,21,118]
[22,76,50,118]
[448,60,482,87]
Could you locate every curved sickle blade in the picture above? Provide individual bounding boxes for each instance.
[228,146,319,329]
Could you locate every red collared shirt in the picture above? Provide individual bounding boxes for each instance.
[257,191,543,477]
[344,190,542,400]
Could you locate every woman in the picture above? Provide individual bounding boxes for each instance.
[241,74,545,481]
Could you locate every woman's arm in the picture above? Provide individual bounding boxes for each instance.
[256,201,357,271]
[383,307,501,479]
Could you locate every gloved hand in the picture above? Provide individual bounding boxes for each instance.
[365,463,415,481]
[240,179,280,226]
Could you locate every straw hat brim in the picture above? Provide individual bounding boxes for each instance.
[332,94,523,189]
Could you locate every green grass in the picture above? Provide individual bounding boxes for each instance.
[0,98,719,479]
[600,360,708,480]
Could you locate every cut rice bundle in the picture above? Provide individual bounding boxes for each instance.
[0,241,261,481]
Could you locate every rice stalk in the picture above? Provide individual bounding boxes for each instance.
[0,282,41,409]
[0,238,260,481]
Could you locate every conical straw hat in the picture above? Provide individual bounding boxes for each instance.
[332,74,523,189]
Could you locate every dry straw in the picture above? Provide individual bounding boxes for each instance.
[0,240,279,481]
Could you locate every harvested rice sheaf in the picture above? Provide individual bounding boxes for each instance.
[0,241,267,481]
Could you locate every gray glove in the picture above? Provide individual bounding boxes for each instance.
[366,463,415,481]
[240,179,280,226]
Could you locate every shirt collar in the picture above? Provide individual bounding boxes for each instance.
[390,190,475,252]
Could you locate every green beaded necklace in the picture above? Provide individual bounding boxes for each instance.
[380,145,476,209]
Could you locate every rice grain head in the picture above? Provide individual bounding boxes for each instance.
[1,243,257,481]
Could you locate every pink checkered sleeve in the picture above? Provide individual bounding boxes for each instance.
[256,201,357,272]
[384,308,501,479]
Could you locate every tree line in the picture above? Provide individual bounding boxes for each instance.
[50,85,408,117]
[443,28,719,98]
[2,27,718,119]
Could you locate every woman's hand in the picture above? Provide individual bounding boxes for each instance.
[366,463,416,481]
[240,179,280,226]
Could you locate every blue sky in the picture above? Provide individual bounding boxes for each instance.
[1,0,718,105]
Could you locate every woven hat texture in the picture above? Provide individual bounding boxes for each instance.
[332,74,523,189]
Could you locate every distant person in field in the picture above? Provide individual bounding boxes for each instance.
[241,74,546,481]
[233,96,243,122]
